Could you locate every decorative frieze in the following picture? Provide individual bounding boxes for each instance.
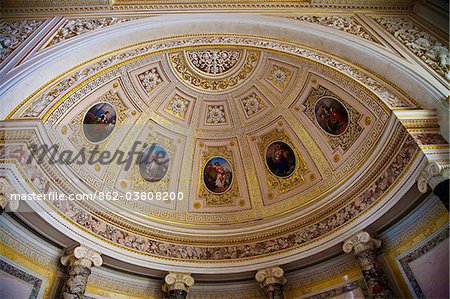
[0,19,44,64]
[374,16,449,80]
[46,17,135,48]
[289,15,375,41]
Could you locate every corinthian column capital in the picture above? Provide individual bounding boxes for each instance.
[61,245,103,269]
[162,272,195,294]
[343,231,381,255]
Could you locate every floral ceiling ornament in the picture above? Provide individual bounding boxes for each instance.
[186,49,241,75]
[206,105,226,124]
[242,93,264,116]
[46,17,136,48]
[138,68,162,93]
[168,50,259,93]
[0,20,44,64]
[268,65,291,90]
[375,16,449,80]
[289,15,375,41]
[166,95,189,119]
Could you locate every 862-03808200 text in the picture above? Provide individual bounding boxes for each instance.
[9,191,184,201]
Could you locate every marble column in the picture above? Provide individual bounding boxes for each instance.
[162,272,194,299]
[255,266,287,299]
[343,231,393,299]
[417,161,449,210]
[60,245,103,299]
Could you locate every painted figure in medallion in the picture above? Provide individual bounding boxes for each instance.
[265,141,296,178]
[83,103,116,143]
[139,144,169,182]
[314,97,349,136]
[203,157,233,194]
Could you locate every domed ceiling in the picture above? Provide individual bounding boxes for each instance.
[3,32,423,272]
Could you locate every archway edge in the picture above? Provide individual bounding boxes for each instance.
[0,14,447,120]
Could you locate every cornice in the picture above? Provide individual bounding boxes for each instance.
[0,1,414,16]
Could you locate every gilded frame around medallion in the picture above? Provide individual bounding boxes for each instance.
[257,129,308,194]
[69,90,128,152]
[198,145,239,206]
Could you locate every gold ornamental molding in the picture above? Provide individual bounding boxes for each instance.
[168,49,260,94]
[1,0,414,14]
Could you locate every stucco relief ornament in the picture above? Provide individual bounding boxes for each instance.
[167,95,189,118]
[20,36,412,119]
[0,20,43,63]
[268,65,291,90]
[187,49,241,75]
[290,16,374,41]
[47,17,136,47]
[242,93,263,115]
[206,105,226,124]
[138,68,162,93]
[375,16,449,80]
[0,178,19,212]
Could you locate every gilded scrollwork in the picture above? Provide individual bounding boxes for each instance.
[168,49,260,93]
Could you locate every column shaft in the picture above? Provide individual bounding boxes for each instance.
[60,246,102,299]
[343,231,394,299]
[61,265,91,299]
[355,249,393,299]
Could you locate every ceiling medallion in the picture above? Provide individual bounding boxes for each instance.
[258,130,308,193]
[70,91,127,150]
[168,49,260,93]
[265,141,296,178]
[138,144,170,183]
[199,146,239,206]
[82,102,117,143]
[314,97,349,136]
[303,85,363,151]
[203,157,233,194]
